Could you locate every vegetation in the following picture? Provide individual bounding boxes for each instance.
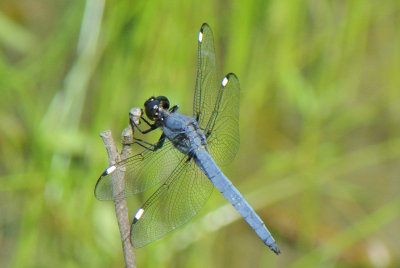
[1,0,399,267]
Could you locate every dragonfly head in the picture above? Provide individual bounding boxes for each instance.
[144,96,170,121]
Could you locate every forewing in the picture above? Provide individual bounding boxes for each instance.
[94,139,182,200]
[193,23,219,130]
[207,73,240,166]
[130,158,214,248]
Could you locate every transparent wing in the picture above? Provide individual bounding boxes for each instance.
[94,139,182,201]
[130,157,214,248]
[193,23,219,130]
[192,23,240,166]
[207,73,240,166]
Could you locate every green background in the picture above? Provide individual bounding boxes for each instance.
[1,0,399,267]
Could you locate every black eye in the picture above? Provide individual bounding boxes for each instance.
[144,97,158,121]
[143,96,170,121]
[160,100,169,109]
[158,96,170,110]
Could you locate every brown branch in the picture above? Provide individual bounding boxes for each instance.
[98,107,142,268]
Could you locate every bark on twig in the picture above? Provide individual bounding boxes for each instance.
[99,108,141,268]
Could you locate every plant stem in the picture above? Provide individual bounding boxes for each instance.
[99,107,141,268]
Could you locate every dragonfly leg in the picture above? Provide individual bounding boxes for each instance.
[130,114,160,134]
[169,105,179,113]
[130,105,177,134]
[124,134,166,152]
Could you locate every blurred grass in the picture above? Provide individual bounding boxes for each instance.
[1,0,400,267]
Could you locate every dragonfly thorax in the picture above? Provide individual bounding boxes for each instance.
[144,96,170,121]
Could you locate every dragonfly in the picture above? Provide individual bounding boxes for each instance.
[95,23,280,255]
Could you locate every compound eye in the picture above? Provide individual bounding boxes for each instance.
[160,100,169,110]
[158,96,170,110]
[144,97,159,121]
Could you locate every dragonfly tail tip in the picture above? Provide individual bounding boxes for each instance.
[269,243,281,255]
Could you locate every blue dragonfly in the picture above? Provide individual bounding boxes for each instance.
[95,23,280,254]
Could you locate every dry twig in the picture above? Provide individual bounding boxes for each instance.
[98,107,142,268]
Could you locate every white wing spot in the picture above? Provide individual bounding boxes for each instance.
[198,31,203,42]
[221,76,229,87]
[134,208,145,221]
[105,165,116,175]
